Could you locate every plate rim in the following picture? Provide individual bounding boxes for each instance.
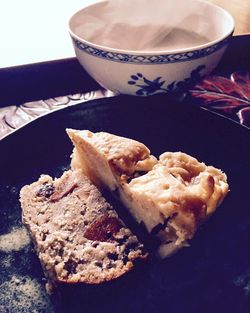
[1,93,250,147]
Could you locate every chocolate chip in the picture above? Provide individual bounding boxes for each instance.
[41,232,47,241]
[58,248,64,257]
[36,183,54,198]
[124,238,139,253]
[122,255,129,264]
[64,260,77,274]
[94,261,102,268]
[106,263,114,269]
[107,252,118,261]
[116,235,129,245]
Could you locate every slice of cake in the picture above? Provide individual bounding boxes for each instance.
[67,129,229,258]
[20,170,147,292]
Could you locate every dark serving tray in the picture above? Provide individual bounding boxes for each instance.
[1,93,250,313]
[0,35,250,313]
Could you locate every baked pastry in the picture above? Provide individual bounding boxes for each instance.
[20,170,147,291]
[67,129,229,258]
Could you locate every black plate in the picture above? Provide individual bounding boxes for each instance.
[1,95,250,313]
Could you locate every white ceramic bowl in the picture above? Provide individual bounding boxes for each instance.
[69,0,234,96]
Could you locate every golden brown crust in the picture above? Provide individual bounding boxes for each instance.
[67,130,229,258]
[159,152,229,215]
[67,129,157,183]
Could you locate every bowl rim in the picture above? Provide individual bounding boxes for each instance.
[68,0,235,56]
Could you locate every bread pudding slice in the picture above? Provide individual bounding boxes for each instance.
[67,130,229,258]
[20,170,147,292]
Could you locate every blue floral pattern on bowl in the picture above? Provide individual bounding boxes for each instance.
[128,65,206,95]
[73,35,231,64]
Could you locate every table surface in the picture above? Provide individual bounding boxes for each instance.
[1,0,249,69]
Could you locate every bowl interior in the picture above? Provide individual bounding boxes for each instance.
[69,0,234,53]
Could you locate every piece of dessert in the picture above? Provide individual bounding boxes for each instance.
[20,170,147,292]
[67,129,229,258]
